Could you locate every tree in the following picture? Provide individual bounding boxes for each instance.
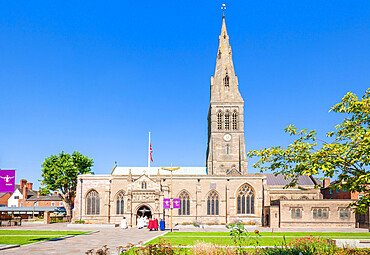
[247,89,370,213]
[40,151,94,218]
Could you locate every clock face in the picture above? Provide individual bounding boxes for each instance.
[223,134,232,141]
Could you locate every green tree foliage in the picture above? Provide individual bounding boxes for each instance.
[40,151,94,217]
[248,89,370,213]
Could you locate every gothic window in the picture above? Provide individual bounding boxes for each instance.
[339,208,350,219]
[232,111,238,130]
[225,111,230,130]
[313,208,328,219]
[86,190,100,215]
[207,191,219,215]
[178,191,190,215]
[116,192,124,215]
[224,75,229,88]
[142,182,147,189]
[237,184,255,214]
[291,208,302,218]
[217,111,223,130]
[226,144,230,155]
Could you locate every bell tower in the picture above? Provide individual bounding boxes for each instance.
[206,15,248,175]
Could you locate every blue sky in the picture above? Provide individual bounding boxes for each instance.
[0,1,369,189]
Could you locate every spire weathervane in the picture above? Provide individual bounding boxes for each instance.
[221,4,226,18]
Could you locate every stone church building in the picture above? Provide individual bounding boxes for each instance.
[72,16,356,228]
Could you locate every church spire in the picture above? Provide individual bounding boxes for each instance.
[210,14,243,103]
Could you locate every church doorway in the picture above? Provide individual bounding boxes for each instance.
[137,205,152,218]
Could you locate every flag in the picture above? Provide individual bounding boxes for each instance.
[163,198,171,209]
[0,170,15,193]
[150,143,153,162]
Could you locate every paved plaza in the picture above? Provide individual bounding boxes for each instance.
[0,223,165,255]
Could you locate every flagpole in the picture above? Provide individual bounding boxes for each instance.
[148,132,151,177]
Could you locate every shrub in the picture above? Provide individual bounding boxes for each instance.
[191,241,234,255]
[75,220,85,224]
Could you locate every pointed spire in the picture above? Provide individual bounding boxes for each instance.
[221,15,228,38]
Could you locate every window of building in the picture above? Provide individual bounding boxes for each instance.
[86,190,100,215]
[343,188,346,192]
[116,192,124,214]
[237,184,255,214]
[207,191,219,215]
[34,202,38,207]
[19,203,23,207]
[224,74,229,88]
[232,111,237,130]
[178,191,190,215]
[359,195,364,199]
[14,196,19,199]
[59,202,64,206]
[339,208,350,219]
[51,202,55,206]
[336,189,339,193]
[226,144,230,155]
[142,182,147,189]
[225,111,230,130]
[291,208,302,218]
[330,190,333,194]
[313,208,328,219]
[217,111,223,130]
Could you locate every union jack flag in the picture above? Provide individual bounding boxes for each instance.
[150,143,153,162]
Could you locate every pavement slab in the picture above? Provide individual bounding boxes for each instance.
[0,224,165,255]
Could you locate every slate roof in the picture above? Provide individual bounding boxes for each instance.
[26,194,62,201]
[0,206,61,212]
[265,173,316,186]
[0,193,8,198]
[112,167,208,176]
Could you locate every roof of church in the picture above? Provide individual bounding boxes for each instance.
[265,173,316,186]
[112,167,207,176]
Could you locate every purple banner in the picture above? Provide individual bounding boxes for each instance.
[173,198,180,209]
[163,198,171,209]
[0,170,15,193]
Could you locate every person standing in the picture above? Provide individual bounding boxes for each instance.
[120,216,127,229]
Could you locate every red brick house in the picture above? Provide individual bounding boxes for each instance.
[321,178,366,200]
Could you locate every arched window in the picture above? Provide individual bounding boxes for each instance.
[142,182,147,189]
[224,74,229,88]
[207,191,219,215]
[225,111,230,130]
[226,144,230,154]
[178,191,190,215]
[116,192,124,215]
[237,184,255,214]
[217,111,223,130]
[232,111,238,130]
[86,190,100,215]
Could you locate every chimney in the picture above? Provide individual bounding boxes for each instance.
[20,179,27,189]
[37,190,40,197]
[323,178,330,188]
[26,182,33,191]
[23,185,28,200]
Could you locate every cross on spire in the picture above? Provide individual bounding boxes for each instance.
[221,4,226,18]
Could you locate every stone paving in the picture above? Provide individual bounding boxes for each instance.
[0,223,166,255]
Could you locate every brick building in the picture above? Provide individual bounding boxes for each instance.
[321,178,365,200]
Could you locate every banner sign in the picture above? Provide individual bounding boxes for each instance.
[0,170,15,193]
[163,198,171,209]
[172,198,180,209]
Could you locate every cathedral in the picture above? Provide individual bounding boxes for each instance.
[72,16,356,229]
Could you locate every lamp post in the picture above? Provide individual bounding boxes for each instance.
[161,163,180,232]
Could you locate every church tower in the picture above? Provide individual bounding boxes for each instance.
[206,15,248,175]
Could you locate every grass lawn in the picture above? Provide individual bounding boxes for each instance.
[0,230,90,245]
[146,232,370,247]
